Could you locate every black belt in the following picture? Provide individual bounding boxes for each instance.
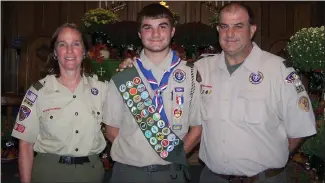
[58,156,90,165]
[142,164,182,172]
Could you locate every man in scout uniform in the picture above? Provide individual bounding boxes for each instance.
[195,3,317,183]
[103,3,202,183]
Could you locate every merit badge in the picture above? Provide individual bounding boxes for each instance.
[127,99,133,107]
[91,88,99,95]
[161,139,169,147]
[131,106,137,115]
[176,95,184,106]
[156,132,165,141]
[162,128,171,135]
[133,95,141,103]
[135,115,142,123]
[151,126,159,134]
[137,102,145,110]
[148,105,156,113]
[167,134,176,142]
[140,122,147,130]
[147,117,154,126]
[155,144,163,152]
[298,96,310,112]
[144,98,152,106]
[174,87,184,92]
[160,150,168,159]
[141,91,149,100]
[249,71,264,84]
[141,109,149,118]
[157,120,165,128]
[14,122,25,133]
[25,90,38,103]
[150,137,158,145]
[123,92,130,100]
[126,81,134,88]
[19,105,31,121]
[167,145,174,152]
[173,108,183,119]
[172,125,182,130]
[153,113,161,121]
[119,84,126,92]
[285,71,299,84]
[133,77,141,85]
[145,130,152,138]
[129,88,137,96]
[137,84,145,93]
[173,69,186,83]
[173,139,180,146]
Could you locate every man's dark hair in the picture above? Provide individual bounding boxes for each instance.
[43,23,92,78]
[137,3,175,31]
[219,2,256,25]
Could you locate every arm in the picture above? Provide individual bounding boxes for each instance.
[18,140,34,183]
[105,125,119,143]
[117,57,136,72]
[183,125,202,154]
[288,137,304,154]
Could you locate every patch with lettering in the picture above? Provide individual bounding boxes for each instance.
[174,87,184,92]
[19,105,31,121]
[285,71,299,84]
[43,107,61,113]
[200,84,212,95]
[14,122,25,133]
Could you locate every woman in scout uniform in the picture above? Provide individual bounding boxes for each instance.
[103,3,202,183]
[12,23,108,183]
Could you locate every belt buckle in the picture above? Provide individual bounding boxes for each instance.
[147,165,158,172]
[64,156,72,164]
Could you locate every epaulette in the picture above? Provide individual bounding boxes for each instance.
[282,60,294,68]
[32,81,44,91]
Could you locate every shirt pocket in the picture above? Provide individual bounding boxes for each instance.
[201,95,213,121]
[39,110,69,139]
[238,91,269,125]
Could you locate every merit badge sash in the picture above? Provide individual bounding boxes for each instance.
[112,66,188,167]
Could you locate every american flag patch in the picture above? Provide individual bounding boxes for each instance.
[25,90,38,103]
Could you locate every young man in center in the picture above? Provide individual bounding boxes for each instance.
[102,3,202,183]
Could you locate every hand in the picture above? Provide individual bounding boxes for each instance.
[116,57,136,72]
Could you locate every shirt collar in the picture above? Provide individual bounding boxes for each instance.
[217,42,262,73]
[46,74,88,92]
[139,49,173,71]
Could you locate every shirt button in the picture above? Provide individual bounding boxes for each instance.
[75,112,78,116]
[50,116,53,119]
[75,148,78,152]
[75,130,79,133]
[97,112,100,115]
[73,95,76,98]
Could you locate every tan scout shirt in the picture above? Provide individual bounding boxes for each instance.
[103,50,201,167]
[12,74,108,156]
[196,43,316,176]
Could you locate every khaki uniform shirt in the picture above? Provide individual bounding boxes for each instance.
[103,50,201,167]
[196,43,316,176]
[12,74,108,156]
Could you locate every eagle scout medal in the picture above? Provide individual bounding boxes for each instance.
[298,96,310,112]
[91,88,99,95]
[249,71,264,84]
[173,69,186,83]
[19,105,31,121]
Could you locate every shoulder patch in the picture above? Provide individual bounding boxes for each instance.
[282,60,294,68]
[32,81,44,91]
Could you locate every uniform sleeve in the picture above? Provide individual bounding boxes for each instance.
[188,66,202,126]
[11,86,41,143]
[102,80,125,128]
[279,64,316,138]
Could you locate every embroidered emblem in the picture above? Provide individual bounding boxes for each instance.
[173,139,180,146]
[173,108,183,119]
[131,107,137,115]
[160,150,168,159]
[140,122,147,130]
[249,71,264,84]
[151,126,159,134]
[119,84,126,92]
[137,84,145,93]
[150,137,158,145]
[167,145,174,152]
[298,96,310,112]
[295,85,305,94]
[161,139,169,147]
[19,105,31,121]
[162,128,171,135]
[123,92,130,100]
[157,120,165,128]
[129,88,137,96]
[173,69,186,83]
[141,91,149,100]
[25,90,38,103]
[133,95,141,103]
[135,115,142,122]
[133,77,141,85]
[141,109,149,118]
[126,81,134,88]
[148,105,156,113]
[153,113,161,121]
[91,88,99,95]
[172,125,182,130]
[155,144,163,152]
[156,132,165,141]
[285,71,299,84]
[137,102,145,110]
[144,98,152,106]
[174,87,184,92]
[167,134,176,141]
[14,122,25,133]
[127,99,133,107]
[23,99,33,107]
[145,130,152,138]
[147,117,154,126]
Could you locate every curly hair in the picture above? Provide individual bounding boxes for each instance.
[43,23,93,78]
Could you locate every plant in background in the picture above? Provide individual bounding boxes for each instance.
[286,26,325,72]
